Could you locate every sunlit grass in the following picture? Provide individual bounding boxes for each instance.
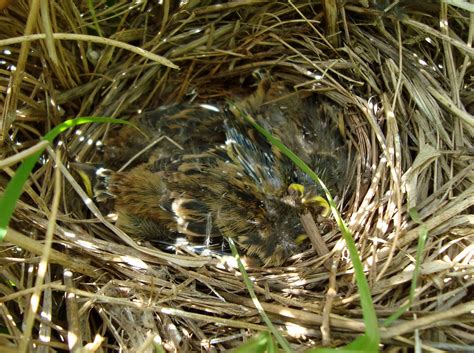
[0,113,434,352]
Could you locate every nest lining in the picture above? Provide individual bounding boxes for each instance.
[0,1,473,352]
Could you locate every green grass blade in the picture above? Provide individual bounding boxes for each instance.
[383,208,428,326]
[231,332,271,353]
[234,107,380,350]
[87,0,103,37]
[0,117,130,241]
[305,334,378,352]
[227,238,292,352]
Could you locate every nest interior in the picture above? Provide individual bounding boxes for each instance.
[0,1,473,352]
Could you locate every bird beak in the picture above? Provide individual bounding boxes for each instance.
[302,195,331,217]
[69,162,102,198]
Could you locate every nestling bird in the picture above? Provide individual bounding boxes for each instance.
[79,80,348,266]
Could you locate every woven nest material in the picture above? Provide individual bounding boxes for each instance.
[0,1,473,352]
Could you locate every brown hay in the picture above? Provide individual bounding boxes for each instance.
[1,0,473,351]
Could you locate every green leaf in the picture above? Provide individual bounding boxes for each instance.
[231,332,271,353]
[305,334,378,353]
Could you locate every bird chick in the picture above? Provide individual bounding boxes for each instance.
[83,81,348,266]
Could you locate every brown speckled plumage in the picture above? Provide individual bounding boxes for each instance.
[93,81,348,266]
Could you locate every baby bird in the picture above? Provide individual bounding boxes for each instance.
[84,80,348,266]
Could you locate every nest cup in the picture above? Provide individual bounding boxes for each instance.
[0,1,473,352]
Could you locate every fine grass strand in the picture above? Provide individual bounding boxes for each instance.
[0,33,178,69]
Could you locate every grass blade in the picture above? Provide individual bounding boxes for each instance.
[0,117,130,241]
[234,106,380,350]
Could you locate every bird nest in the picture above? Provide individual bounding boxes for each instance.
[1,1,473,352]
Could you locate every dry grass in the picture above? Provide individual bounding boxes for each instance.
[0,0,473,352]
